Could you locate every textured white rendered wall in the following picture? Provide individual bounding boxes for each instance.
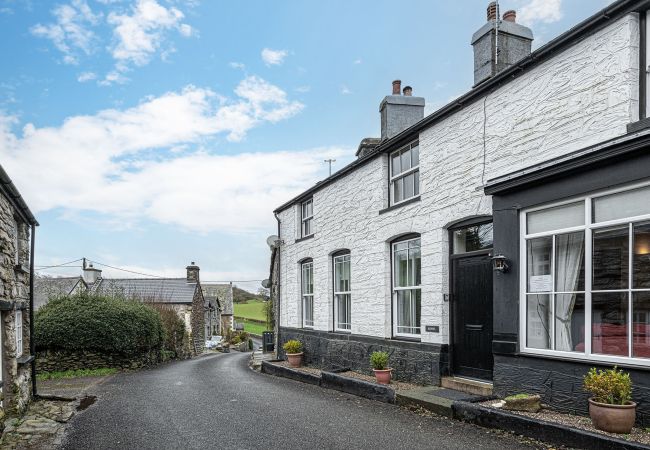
[278,14,639,345]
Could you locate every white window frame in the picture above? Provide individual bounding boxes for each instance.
[645,10,650,119]
[392,236,422,338]
[301,199,314,238]
[301,261,314,328]
[333,253,351,332]
[520,180,650,367]
[389,141,420,206]
[15,310,23,358]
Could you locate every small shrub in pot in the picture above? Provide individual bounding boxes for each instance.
[283,339,303,368]
[583,366,636,434]
[370,351,392,385]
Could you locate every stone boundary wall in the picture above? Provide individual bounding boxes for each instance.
[36,349,163,373]
[279,327,447,385]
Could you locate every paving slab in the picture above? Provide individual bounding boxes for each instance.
[396,386,480,417]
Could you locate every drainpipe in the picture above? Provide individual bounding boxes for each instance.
[29,224,36,397]
[273,212,281,355]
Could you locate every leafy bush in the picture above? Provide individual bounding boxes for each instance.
[584,367,633,405]
[370,351,389,370]
[35,294,164,355]
[283,339,303,354]
[148,304,190,359]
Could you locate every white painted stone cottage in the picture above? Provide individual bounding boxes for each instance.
[273,0,650,422]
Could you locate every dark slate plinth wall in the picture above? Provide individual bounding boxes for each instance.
[279,327,448,385]
[494,354,650,425]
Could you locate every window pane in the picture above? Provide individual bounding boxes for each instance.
[336,293,351,330]
[634,223,650,289]
[403,173,414,199]
[391,152,401,175]
[453,223,493,254]
[411,144,419,166]
[396,289,421,335]
[555,232,585,292]
[394,248,408,287]
[593,227,629,290]
[592,292,628,356]
[527,202,585,234]
[414,170,420,196]
[304,295,313,327]
[527,237,552,292]
[334,255,350,292]
[593,185,650,223]
[401,149,411,172]
[393,177,403,203]
[633,291,650,358]
[555,293,585,352]
[526,294,551,349]
[409,243,421,286]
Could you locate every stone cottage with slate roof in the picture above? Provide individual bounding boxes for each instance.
[91,262,212,355]
[33,275,86,310]
[0,164,38,417]
[202,283,233,333]
[273,0,650,423]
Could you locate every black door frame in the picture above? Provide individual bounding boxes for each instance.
[447,216,493,380]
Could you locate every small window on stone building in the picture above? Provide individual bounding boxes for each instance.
[301,199,314,238]
[390,141,420,205]
[15,310,23,357]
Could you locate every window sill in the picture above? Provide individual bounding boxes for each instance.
[391,336,422,343]
[627,117,650,134]
[378,196,421,215]
[16,355,34,366]
[295,234,314,244]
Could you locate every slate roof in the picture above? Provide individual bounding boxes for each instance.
[93,278,199,304]
[34,276,85,310]
[202,284,233,315]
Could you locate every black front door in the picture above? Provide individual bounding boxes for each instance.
[452,253,493,380]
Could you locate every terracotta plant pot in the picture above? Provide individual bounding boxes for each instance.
[373,368,392,385]
[286,352,303,368]
[588,398,636,434]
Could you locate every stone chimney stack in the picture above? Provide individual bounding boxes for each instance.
[82,262,102,284]
[471,2,533,86]
[380,81,425,141]
[186,262,200,283]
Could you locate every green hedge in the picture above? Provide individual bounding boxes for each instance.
[35,294,164,355]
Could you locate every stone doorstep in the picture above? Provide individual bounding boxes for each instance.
[441,376,494,396]
[396,387,481,418]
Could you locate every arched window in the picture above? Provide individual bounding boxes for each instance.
[300,259,314,328]
[391,234,421,337]
[332,250,351,331]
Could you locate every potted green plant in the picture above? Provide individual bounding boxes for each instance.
[283,339,303,368]
[370,351,392,384]
[583,366,636,434]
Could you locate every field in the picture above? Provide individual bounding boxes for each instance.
[239,319,268,335]
[233,299,266,321]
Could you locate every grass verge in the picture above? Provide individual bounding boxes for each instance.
[36,367,118,381]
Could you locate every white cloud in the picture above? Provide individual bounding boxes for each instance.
[340,85,351,95]
[516,0,563,26]
[77,71,97,82]
[0,76,318,233]
[229,62,246,70]
[31,0,100,65]
[107,0,192,69]
[353,59,362,65]
[261,48,288,66]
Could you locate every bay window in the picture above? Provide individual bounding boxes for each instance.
[390,141,419,205]
[392,236,421,337]
[521,183,650,365]
[333,252,351,331]
[301,260,314,328]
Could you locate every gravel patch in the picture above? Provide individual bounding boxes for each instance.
[481,399,650,446]
[272,361,322,376]
[338,370,420,392]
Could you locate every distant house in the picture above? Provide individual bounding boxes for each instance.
[0,164,38,416]
[202,283,233,333]
[33,275,86,310]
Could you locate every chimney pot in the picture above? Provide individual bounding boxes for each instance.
[392,80,401,95]
[402,86,413,96]
[503,10,516,22]
[486,1,498,21]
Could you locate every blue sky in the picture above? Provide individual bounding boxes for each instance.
[0,0,614,290]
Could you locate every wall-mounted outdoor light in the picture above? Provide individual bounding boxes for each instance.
[492,254,509,273]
